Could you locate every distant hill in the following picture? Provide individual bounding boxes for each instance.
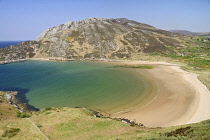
[170,30,210,36]
[0,18,209,61]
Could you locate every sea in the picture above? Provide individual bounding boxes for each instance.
[0,41,25,48]
[0,60,155,114]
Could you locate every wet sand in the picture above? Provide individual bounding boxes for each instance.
[111,61,210,127]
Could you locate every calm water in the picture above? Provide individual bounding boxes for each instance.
[0,41,25,48]
[0,61,154,113]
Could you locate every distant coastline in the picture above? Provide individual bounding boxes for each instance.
[0,41,25,48]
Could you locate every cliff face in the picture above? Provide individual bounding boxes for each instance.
[0,18,201,60]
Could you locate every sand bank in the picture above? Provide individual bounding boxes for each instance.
[111,61,210,127]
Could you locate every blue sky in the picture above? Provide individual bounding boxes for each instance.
[0,0,210,41]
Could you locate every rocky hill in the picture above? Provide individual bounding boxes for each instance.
[0,18,207,61]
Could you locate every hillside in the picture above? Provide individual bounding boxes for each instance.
[0,18,208,61]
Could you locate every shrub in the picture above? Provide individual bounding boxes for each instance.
[130,122,136,127]
[16,112,21,117]
[165,126,193,137]
[45,107,52,111]
[2,128,20,138]
[16,112,30,118]
[36,124,42,128]
[113,65,154,69]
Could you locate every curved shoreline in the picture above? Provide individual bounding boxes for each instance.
[111,69,158,116]
[1,59,210,127]
[170,66,210,125]
[111,61,210,127]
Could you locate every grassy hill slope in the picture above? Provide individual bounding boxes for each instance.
[0,91,210,140]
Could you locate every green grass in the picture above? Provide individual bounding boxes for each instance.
[188,58,210,69]
[192,37,210,46]
[32,108,210,140]
[181,66,210,89]
[165,55,210,69]
[16,112,31,118]
[27,108,210,139]
[163,120,210,140]
[1,93,210,139]
[152,36,210,69]
[0,91,46,140]
[112,65,154,69]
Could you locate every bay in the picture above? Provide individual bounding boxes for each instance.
[0,60,155,114]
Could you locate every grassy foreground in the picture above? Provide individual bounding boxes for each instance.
[0,91,210,140]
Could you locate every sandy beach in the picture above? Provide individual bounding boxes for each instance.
[2,58,210,127]
[111,61,210,127]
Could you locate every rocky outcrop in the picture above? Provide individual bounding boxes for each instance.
[0,18,203,61]
[0,41,39,61]
[4,91,24,111]
[4,91,39,112]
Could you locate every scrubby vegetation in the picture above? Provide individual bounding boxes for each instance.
[112,65,154,69]
[193,37,210,46]
[44,107,53,111]
[16,112,30,118]
[62,37,73,42]
[2,128,20,138]
[165,55,210,69]
[145,36,210,70]
[157,38,210,70]
[162,120,210,140]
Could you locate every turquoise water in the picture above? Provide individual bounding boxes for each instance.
[0,61,154,113]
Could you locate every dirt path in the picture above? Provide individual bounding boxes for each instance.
[27,118,49,140]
